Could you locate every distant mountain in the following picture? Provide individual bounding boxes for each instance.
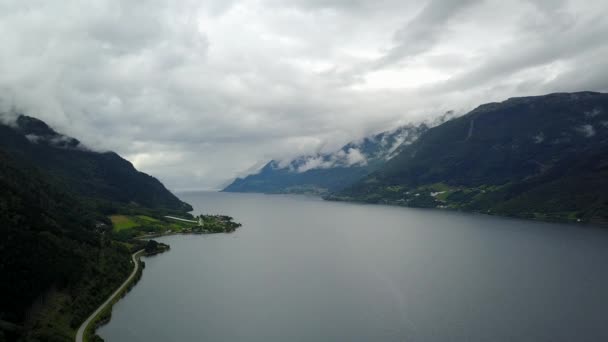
[329,92,608,224]
[223,123,430,194]
[0,115,192,213]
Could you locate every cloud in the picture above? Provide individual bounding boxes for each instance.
[292,147,367,173]
[296,156,333,173]
[576,124,596,138]
[433,10,608,93]
[0,110,19,127]
[1,0,607,189]
[371,0,479,70]
[345,148,367,166]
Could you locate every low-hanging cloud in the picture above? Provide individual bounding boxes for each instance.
[291,147,368,173]
[1,0,608,190]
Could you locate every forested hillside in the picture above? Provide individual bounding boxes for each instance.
[0,149,132,341]
[0,115,191,213]
[0,114,193,341]
[330,92,608,224]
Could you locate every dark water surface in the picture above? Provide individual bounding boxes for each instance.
[98,192,608,342]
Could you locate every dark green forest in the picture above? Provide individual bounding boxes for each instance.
[0,116,192,214]
[0,115,193,341]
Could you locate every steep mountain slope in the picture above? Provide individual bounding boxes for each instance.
[330,92,608,224]
[0,149,132,341]
[0,115,191,213]
[224,124,429,194]
[0,114,193,340]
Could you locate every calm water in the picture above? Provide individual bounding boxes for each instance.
[98,192,608,342]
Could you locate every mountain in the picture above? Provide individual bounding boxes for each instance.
[223,123,430,194]
[0,148,133,341]
[329,92,608,224]
[0,114,192,341]
[0,115,192,213]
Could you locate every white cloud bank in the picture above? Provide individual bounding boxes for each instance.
[1,0,608,190]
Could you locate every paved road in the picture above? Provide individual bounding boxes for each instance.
[75,250,144,342]
[165,215,198,223]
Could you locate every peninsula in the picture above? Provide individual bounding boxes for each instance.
[81,213,242,342]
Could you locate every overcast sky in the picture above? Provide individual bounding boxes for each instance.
[1,0,607,190]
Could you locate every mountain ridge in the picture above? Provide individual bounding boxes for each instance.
[0,114,192,213]
[0,113,193,340]
[328,91,608,224]
[223,123,431,194]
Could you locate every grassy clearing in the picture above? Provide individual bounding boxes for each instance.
[110,215,139,231]
[109,214,240,240]
[110,215,199,240]
[136,215,160,223]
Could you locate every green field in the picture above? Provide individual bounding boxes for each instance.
[110,215,199,238]
[136,215,160,223]
[110,215,140,231]
[109,214,241,239]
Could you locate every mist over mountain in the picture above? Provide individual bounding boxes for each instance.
[223,123,431,194]
[329,92,608,224]
[0,114,192,213]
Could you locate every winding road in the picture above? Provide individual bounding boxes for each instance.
[75,250,144,342]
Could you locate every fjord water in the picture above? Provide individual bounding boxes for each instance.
[98,192,608,342]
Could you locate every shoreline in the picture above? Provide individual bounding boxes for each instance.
[78,223,242,341]
[323,196,600,226]
[222,191,595,226]
[136,229,235,241]
[75,250,144,342]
